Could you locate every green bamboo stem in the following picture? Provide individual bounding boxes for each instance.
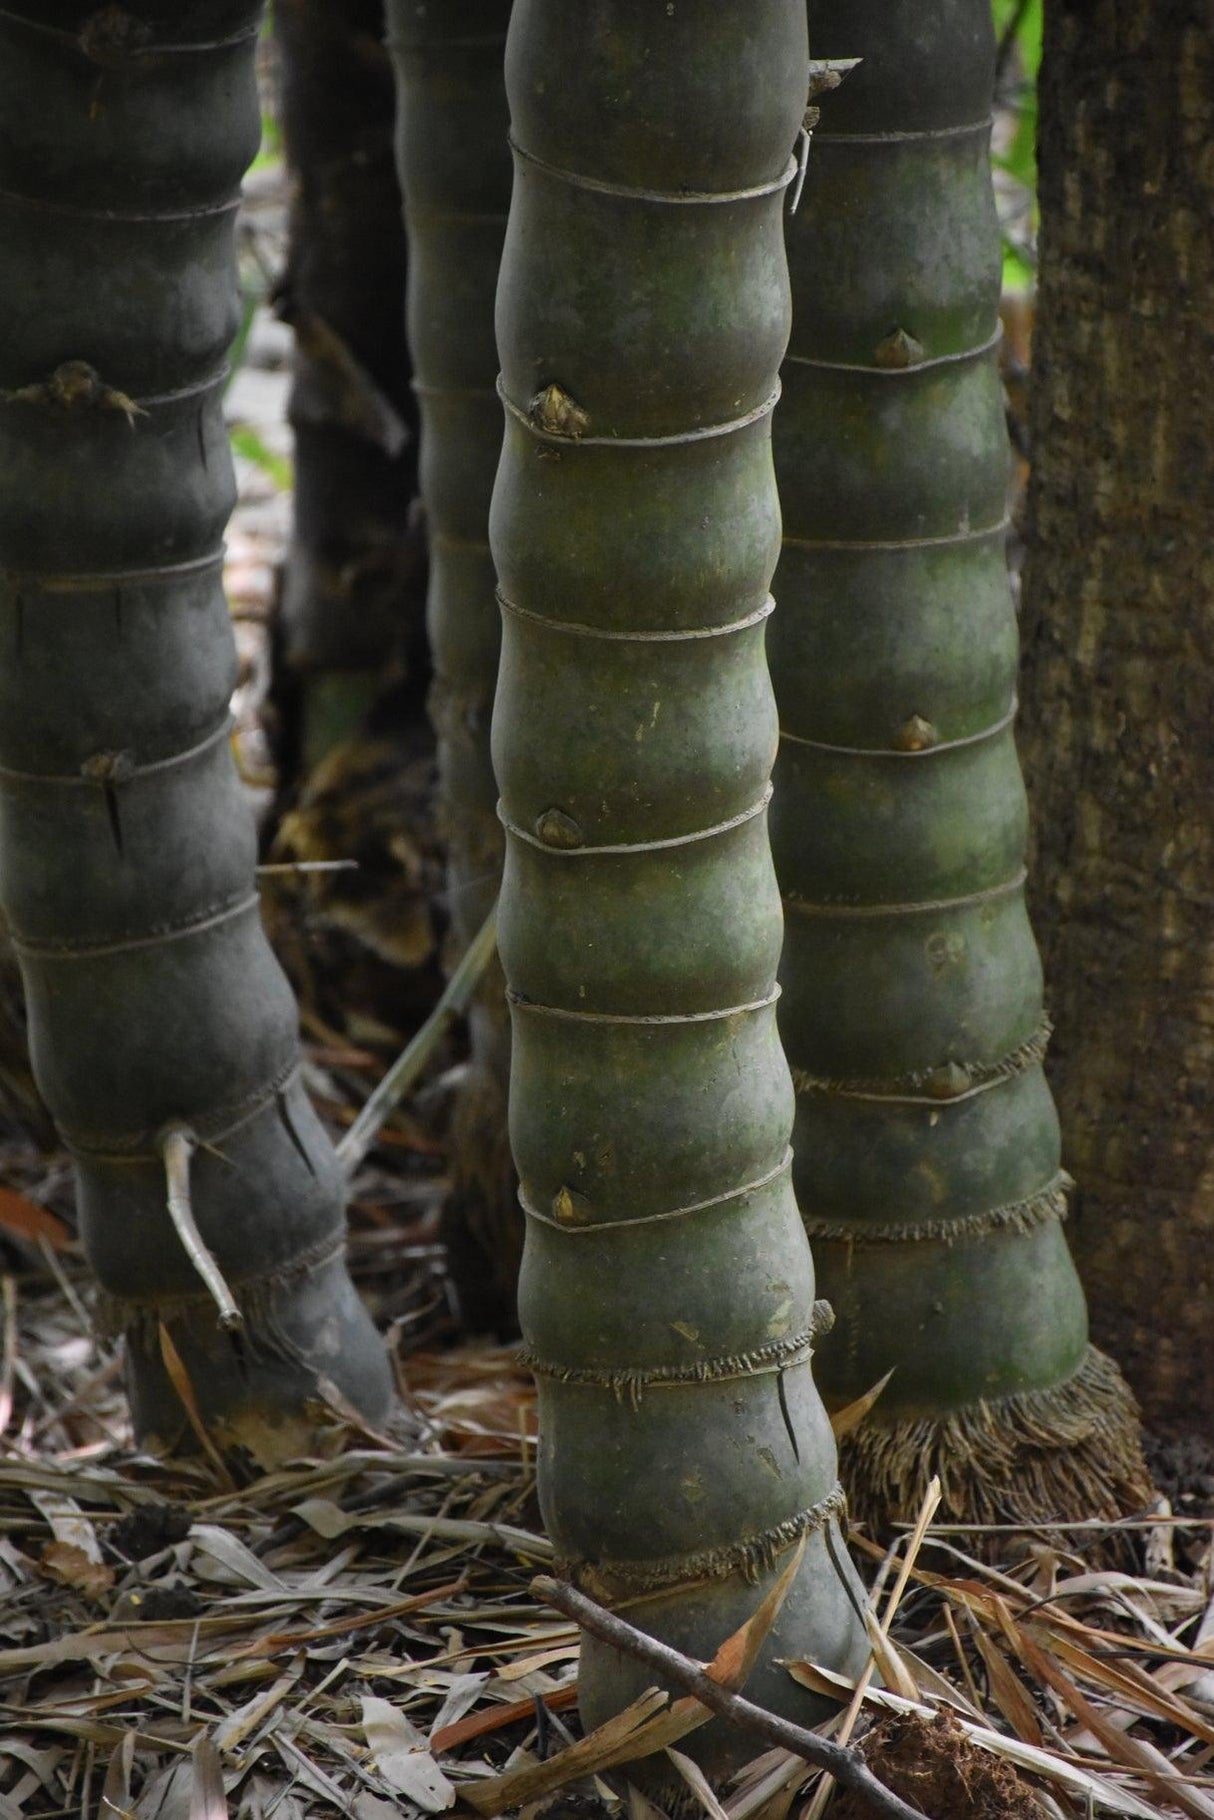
[0,0,392,1455]
[386,0,519,1331]
[491,0,867,1782]
[275,0,426,774]
[768,0,1149,1527]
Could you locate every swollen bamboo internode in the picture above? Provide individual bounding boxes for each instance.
[0,0,391,1453]
[491,0,867,1779]
[769,0,1150,1527]
[387,0,519,1331]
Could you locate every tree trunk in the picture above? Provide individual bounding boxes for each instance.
[766,0,1150,1528]
[387,0,520,1332]
[492,0,867,1785]
[274,0,427,773]
[1018,0,1214,1438]
[0,0,392,1458]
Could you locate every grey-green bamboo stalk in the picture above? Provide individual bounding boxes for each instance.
[0,0,392,1454]
[491,0,868,1780]
[387,0,520,1331]
[275,0,426,773]
[768,0,1150,1527]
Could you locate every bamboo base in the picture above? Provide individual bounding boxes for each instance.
[103,1243,395,1467]
[840,1345,1153,1537]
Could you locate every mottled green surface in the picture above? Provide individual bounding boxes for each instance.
[771,0,1088,1425]
[492,0,867,1775]
[0,2,390,1445]
[388,1,520,1330]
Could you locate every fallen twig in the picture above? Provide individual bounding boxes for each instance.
[532,1573,926,1820]
[338,898,498,1175]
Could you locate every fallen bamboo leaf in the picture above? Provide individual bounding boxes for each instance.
[431,1684,579,1754]
[100,1730,135,1817]
[190,1737,229,1820]
[666,1745,732,1820]
[158,1326,235,1490]
[0,1188,70,1252]
[1012,1629,1214,1820]
[189,1524,287,1593]
[38,1541,114,1604]
[459,1686,699,1816]
[1028,1620,1214,1747]
[212,1665,303,1753]
[829,1369,894,1441]
[428,1672,488,1743]
[362,1695,456,1812]
[968,1615,1044,1746]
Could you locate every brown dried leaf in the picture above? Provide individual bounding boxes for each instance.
[190,1738,229,1820]
[461,1686,689,1816]
[39,1540,114,1603]
[0,1188,70,1252]
[708,1533,806,1692]
[968,1619,1044,1746]
[829,1369,894,1440]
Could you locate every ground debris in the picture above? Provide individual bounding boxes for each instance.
[833,1710,1047,1820]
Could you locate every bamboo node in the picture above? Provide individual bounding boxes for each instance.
[80,5,150,66]
[3,361,145,425]
[925,1061,972,1100]
[529,384,589,439]
[803,1171,1073,1247]
[561,1483,849,1600]
[520,1325,826,1407]
[891,714,938,752]
[552,1185,593,1226]
[792,1014,1054,1104]
[535,808,584,849]
[80,749,135,785]
[874,328,926,370]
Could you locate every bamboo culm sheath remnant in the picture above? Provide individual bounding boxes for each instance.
[769,0,1150,1527]
[0,0,392,1453]
[387,0,521,1333]
[491,0,868,1784]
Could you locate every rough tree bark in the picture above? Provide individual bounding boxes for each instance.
[0,0,392,1456]
[1018,0,1214,1438]
[491,0,867,1785]
[274,0,427,773]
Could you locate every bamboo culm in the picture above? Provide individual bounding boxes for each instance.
[387,0,520,1332]
[768,0,1150,1527]
[491,0,868,1784]
[0,0,392,1453]
[275,0,426,771]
